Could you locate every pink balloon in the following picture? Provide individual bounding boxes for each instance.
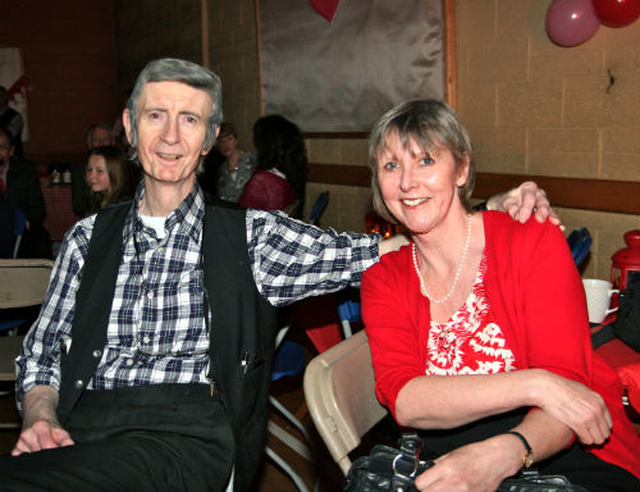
[593,0,640,27]
[546,0,601,46]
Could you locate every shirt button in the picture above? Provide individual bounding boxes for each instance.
[74,379,83,389]
[92,349,102,358]
[126,358,134,367]
[143,335,151,344]
[147,290,154,299]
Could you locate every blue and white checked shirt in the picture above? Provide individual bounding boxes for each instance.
[15,184,379,407]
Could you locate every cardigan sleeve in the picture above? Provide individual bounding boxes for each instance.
[487,214,640,479]
[361,248,425,419]
[492,216,594,385]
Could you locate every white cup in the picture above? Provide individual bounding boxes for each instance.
[582,279,619,323]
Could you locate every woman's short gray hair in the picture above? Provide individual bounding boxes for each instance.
[126,58,223,155]
[368,99,475,224]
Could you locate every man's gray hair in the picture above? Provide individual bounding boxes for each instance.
[126,58,223,154]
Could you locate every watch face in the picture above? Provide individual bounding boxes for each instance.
[523,452,534,468]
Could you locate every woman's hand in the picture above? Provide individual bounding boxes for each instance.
[414,437,522,492]
[530,369,612,445]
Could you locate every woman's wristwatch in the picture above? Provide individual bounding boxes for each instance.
[505,431,534,468]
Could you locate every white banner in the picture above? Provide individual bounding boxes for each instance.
[258,0,444,132]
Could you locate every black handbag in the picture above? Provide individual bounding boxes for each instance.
[613,272,640,352]
[343,433,588,492]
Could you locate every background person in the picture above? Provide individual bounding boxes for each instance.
[0,127,51,259]
[361,100,639,492]
[85,145,138,216]
[238,114,306,216]
[71,122,116,216]
[0,85,24,158]
[215,121,257,202]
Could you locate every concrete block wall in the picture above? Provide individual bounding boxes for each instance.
[456,0,639,279]
[115,0,203,93]
[205,0,263,159]
[303,137,372,229]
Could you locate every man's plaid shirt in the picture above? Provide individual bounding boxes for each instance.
[15,184,379,407]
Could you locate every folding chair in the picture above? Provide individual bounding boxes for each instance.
[0,259,53,426]
[567,227,592,269]
[337,299,361,339]
[12,208,26,259]
[303,330,387,475]
[0,258,53,334]
[266,325,318,492]
[309,192,329,226]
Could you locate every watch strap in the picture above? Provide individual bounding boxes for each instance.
[505,431,534,468]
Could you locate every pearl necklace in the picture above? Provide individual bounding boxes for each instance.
[411,214,472,305]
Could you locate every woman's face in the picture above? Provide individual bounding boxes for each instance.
[86,155,111,192]
[376,131,468,235]
[216,133,238,157]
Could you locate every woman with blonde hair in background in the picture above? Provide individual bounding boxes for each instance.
[85,145,138,216]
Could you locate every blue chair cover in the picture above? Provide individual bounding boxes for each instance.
[271,340,306,381]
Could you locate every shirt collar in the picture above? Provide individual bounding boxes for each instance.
[125,180,205,245]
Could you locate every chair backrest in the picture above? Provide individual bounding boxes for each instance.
[0,259,54,309]
[309,191,329,225]
[337,299,361,339]
[12,207,26,259]
[303,329,387,475]
[567,227,592,268]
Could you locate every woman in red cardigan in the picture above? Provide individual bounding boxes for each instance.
[361,100,639,491]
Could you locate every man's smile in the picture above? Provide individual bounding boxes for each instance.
[157,152,183,160]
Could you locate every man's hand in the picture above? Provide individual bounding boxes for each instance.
[487,181,564,231]
[13,384,75,455]
[11,419,74,456]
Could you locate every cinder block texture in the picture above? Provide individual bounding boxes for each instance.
[456,0,639,274]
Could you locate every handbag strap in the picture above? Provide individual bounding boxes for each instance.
[392,433,423,484]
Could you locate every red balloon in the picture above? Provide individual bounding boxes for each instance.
[593,0,640,27]
[546,0,601,46]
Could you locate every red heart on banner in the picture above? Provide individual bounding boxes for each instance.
[308,0,341,22]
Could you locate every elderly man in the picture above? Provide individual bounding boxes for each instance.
[0,58,555,492]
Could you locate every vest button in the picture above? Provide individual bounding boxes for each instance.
[74,379,83,389]
[92,349,102,358]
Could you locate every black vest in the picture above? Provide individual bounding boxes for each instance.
[58,199,279,491]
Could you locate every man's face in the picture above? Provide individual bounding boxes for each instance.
[89,128,114,150]
[124,81,213,186]
[0,134,12,165]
